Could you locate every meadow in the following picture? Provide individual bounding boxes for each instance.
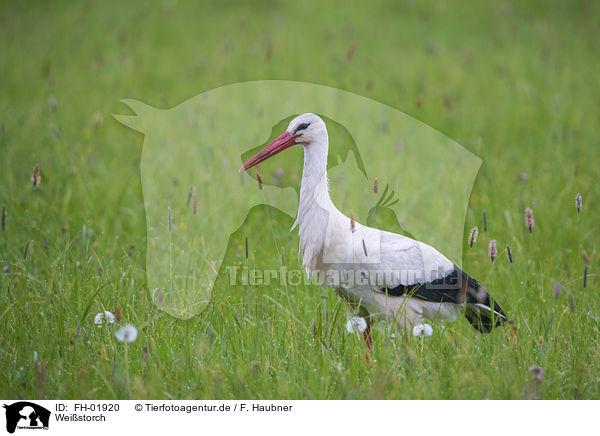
[1,0,599,399]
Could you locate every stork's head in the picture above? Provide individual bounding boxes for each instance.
[239,113,327,172]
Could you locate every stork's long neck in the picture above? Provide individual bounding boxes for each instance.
[297,135,334,223]
[293,134,338,270]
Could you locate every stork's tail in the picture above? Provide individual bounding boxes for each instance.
[461,270,507,333]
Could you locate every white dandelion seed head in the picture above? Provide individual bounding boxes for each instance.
[345,317,367,333]
[94,311,115,327]
[412,323,433,337]
[115,324,138,343]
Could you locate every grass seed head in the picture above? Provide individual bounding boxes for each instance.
[350,210,356,232]
[443,93,452,109]
[36,361,47,398]
[256,171,263,190]
[345,41,357,61]
[581,250,590,265]
[373,177,378,194]
[272,168,284,184]
[553,282,562,298]
[48,94,57,111]
[468,226,478,248]
[483,210,487,232]
[186,186,193,207]
[575,193,582,212]
[93,111,103,129]
[31,163,41,187]
[50,124,61,139]
[488,239,498,262]
[23,240,30,259]
[524,207,535,233]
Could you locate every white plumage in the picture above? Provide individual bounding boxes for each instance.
[240,113,506,345]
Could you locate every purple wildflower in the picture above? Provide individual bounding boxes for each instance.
[528,365,544,381]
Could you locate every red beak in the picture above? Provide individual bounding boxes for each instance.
[239,131,297,172]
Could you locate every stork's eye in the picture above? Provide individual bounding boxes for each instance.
[295,123,310,134]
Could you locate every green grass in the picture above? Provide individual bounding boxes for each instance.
[1,0,599,399]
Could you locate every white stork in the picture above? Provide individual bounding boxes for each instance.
[239,113,506,351]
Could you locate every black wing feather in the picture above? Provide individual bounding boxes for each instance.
[378,265,507,333]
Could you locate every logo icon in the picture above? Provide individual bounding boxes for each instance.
[3,402,50,434]
[115,81,480,319]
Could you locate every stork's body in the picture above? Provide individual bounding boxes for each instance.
[240,114,506,337]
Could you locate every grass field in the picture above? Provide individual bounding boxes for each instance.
[1,1,599,399]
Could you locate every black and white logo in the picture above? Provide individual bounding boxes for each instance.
[3,402,50,434]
